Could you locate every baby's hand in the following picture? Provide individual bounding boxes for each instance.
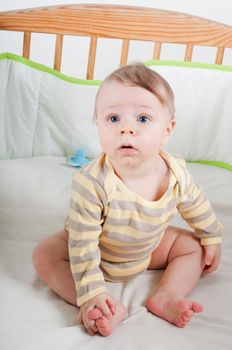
[79,293,117,335]
[203,244,221,275]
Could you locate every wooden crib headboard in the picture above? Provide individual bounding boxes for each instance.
[0,4,232,78]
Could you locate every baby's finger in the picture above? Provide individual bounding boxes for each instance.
[88,308,103,320]
[87,326,98,336]
[208,259,219,273]
[83,318,98,335]
[106,297,117,315]
[205,250,214,266]
[203,257,218,274]
[82,309,97,332]
[98,300,113,319]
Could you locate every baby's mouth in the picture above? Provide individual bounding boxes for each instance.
[121,145,134,149]
[119,143,135,149]
[118,144,138,153]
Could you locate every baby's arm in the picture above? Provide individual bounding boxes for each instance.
[203,244,221,274]
[68,171,108,306]
[177,161,222,260]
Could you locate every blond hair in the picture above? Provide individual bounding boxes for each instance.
[94,63,175,118]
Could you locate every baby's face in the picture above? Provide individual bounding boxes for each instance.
[95,80,175,169]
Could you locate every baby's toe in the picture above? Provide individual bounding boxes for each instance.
[87,308,103,320]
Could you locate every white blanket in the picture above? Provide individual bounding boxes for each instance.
[0,157,232,350]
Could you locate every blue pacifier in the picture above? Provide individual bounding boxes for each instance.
[67,149,91,167]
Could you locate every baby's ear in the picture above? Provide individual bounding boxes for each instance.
[162,118,176,146]
[168,118,176,134]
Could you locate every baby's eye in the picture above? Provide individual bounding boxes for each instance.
[137,115,150,124]
[109,115,120,123]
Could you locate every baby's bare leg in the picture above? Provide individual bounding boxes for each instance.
[32,231,125,335]
[146,226,205,327]
[32,230,77,305]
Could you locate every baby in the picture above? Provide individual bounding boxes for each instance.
[33,63,222,337]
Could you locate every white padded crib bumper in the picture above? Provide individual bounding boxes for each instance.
[0,53,232,171]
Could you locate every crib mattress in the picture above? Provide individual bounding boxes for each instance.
[0,157,231,350]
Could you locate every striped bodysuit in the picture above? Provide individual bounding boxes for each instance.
[66,151,222,306]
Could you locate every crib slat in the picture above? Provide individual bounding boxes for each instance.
[120,39,130,67]
[184,44,193,61]
[54,34,63,71]
[23,32,31,58]
[87,36,97,79]
[153,42,161,60]
[215,47,224,64]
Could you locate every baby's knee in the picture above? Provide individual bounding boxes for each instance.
[191,234,202,248]
[32,241,54,281]
[172,230,204,260]
[32,231,69,281]
[186,235,205,263]
[184,231,202,249]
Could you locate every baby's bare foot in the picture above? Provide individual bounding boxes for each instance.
[76,308,103,336]
[76,307,103,325]
[95,302,127,337]
[87,308,103,321]
[146,292,203,328]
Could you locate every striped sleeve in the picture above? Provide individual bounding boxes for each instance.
[176,162,223,245]
[68,170,107,306]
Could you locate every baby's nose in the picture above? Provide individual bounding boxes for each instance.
[120,129,134,135]
[120,122,136,135]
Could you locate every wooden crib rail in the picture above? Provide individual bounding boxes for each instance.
[0,4,232,78]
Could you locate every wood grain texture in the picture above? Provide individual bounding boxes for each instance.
[1,4,231,75]
[0,4,232,47]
